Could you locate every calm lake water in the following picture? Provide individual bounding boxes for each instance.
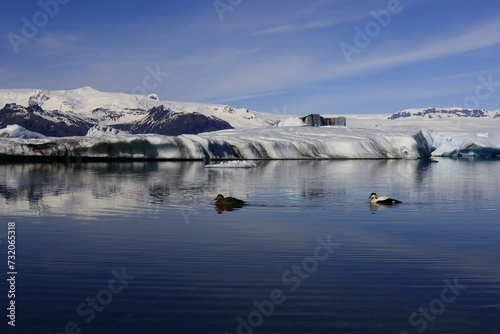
[1,159,499,334]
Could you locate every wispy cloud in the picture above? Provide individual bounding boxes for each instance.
[373,19,500,68]
[436,67,500,82]
[35,31,84,55]
[207,91,286,104]
[252,20,338,36]
[323,17,500,81]
[251,7,371,36]
[170,52,317,103]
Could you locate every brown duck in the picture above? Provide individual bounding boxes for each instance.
[214,194,245,206]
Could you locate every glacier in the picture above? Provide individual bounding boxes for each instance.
[1,124,499,161]
[0,125,434,160]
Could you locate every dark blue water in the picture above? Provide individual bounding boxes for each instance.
[1,159,499,334]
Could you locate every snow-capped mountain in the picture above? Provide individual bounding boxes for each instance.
[388,107,500,120]
[0,87,271,136]
[0,103,91,136]
[2,86,500,139]
[116,105,233,136]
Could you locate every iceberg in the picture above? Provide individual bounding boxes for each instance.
[2,123,500,161]
[204,161,257,168]
[0,125,433,160]
[431,132,500,157]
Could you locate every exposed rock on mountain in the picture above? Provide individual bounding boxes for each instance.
[117,105,233,136]
[0,103,89,136]
[389,108,492,120]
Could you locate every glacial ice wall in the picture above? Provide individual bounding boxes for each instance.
[202,127,433,159]
[0,126,433,160]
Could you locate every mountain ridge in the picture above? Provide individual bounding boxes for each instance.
[2,87,500,137]
[0,87,262,136]
[0,87,266,127]
[388,107,500,120]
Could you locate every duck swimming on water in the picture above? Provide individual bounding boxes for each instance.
[214,194,246,214]
[368,193,402,204]
[214,194,245,205]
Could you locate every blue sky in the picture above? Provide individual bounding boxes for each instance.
[2,0,500,115]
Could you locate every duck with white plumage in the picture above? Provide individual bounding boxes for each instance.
[368,193,402,204]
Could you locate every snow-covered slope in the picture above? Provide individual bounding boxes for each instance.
[0,124,47,139]
[0,87,273,128]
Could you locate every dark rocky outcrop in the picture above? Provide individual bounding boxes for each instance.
[117,105,233,136]
[300,114,346,126]
[389,108,490,120]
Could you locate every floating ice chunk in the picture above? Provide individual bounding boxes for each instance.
[204,161,257,168]
[431,132,500,157]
